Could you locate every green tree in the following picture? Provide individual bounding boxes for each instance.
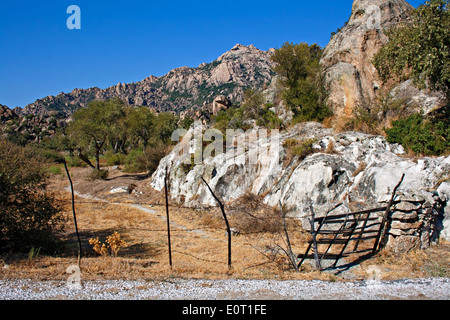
[154,112,178,144]
[240,89,283,129]
[373,0,450,98]
[242,89,265,120]
[0,140,65,252]
[271,42,331,122]
[67,98,127,171]
[126,106,156,148]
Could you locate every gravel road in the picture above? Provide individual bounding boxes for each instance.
[1,278,449,300]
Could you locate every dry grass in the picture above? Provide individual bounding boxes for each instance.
[0,167,448,282]
[351,241,450,281]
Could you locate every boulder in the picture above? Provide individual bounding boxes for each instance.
[212,95,231,116]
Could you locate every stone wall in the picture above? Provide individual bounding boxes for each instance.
[385,192,446,253]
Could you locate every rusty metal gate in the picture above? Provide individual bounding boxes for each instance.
[298,174,405,270]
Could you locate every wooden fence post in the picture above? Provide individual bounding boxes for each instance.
[308,203,321,271]
[165,168,173,270]
[201,177,232,270]
[373,173,405,253]
[279,201,299,272]
[63,160,82,267]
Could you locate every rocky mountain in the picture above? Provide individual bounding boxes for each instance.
[18,44,276,117]
[321,0,447,120]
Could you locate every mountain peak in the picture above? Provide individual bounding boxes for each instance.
[349,0,413,26]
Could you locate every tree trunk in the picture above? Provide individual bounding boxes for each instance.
[77,149,95,169]
[95,148,100,171]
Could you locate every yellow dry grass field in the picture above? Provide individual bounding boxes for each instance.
[1,166,449,282]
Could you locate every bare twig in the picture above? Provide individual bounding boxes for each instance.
[279,201,299,272]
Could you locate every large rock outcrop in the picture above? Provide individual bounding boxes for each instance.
[150,122,450,244]
[321,0,447,120]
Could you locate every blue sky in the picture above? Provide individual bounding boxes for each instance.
[0,0,424,108]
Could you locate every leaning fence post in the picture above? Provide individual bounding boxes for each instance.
[308,202,321,271]
[279,201,299,272]
[373,173,405,253]
[201,177,232,271]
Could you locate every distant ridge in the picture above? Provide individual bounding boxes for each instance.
[17,44,276,117]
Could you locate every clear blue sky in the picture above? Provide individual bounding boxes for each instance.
[0,0,424,108]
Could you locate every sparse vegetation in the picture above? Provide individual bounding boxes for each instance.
[283,138,317,163]
[212,89,283,133]
[344,94,409,135]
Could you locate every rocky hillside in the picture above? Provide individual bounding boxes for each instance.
[321,0,447,120]
[17,44,276,117]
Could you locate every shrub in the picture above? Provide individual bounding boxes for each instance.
[88,169,109,181]
[141,143,171,174]
[89,231,127,257]
[373,0,450,99]
[228,192,282,234]
[271,42,332,123]
[47,164,62,175]
[385,113,450,156]
[106,231,127,257]
[0,140,66,253]
[344,95,409,135]
[66,155,87,168]
[256,105,283,129]
[89,237,109,256]
[104,151,126,166]
[122,144,170,174]
[283,138,317,161]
